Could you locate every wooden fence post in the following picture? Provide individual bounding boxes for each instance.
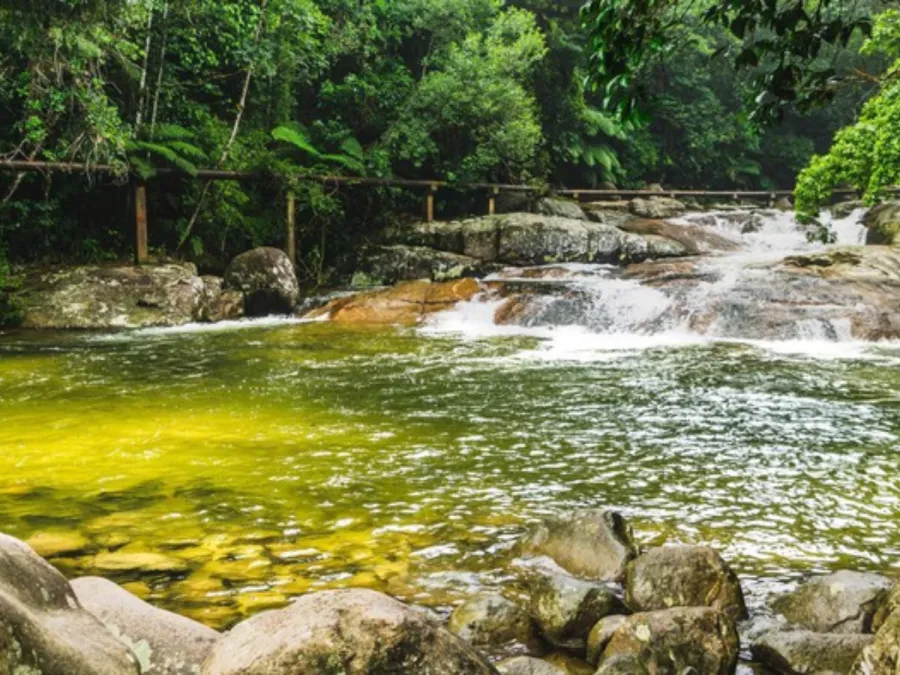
[488,187,499,215]
[135,183,148,265]
[286,191,297,266]
[425,184,437,223]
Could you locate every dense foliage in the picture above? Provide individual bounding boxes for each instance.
[0,0,890,282]
[795,9,900,221]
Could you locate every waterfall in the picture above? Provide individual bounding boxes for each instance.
[424,209,876,351]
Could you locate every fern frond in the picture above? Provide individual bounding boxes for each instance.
[166,140,208,161]
[153,124,197,141]
[272,125,323,158]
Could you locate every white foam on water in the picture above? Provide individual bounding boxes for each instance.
[87,315,316,341]
[419,207,892,362]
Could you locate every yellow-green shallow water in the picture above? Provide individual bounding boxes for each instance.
[1,320,899,629]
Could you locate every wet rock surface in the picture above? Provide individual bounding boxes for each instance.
[851,606,900,674]
[201,588,498,675]
[224,247,300,316]
[73,576,219,675]
[307,278,481,325]
[625,545,748,622]
[0,533,140,675]
[496,656,566,675]
[521,510,637,581]
[527,568,620,650]
[771,570,893,634]
[629,196,687,220]
[352,244,495,286]
[17,263,224,330]
[752,630,874,674]
[594,607,739,675]
[448,594,537,654]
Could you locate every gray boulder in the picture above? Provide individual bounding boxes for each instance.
[772,570,893,634]
[536,198,588,221]
[753,630,874,675]
[0,533,140,674]
[594,607,739,675]
[629,197,686,220]
[201,588,497,675]
[224,247,300,316]
[496,656,565,675]
[873,582,900,632]
[18,263,210,329]
[72,577,218,675]
[830,201,865,220]
[852,608,900,674]
[521,510,638,581]
[625,546,748,622]
[528,569,620,650]
[447,594,536,653]
[352,245,492,287]
[863,201,900,245]
[199,276,245,323]
[586,615,629,664]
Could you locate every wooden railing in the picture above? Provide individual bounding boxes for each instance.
[0,159,886,265]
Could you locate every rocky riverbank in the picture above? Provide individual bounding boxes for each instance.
[2,510,898,674]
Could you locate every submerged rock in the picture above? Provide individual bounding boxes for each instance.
[752,630,874,674]
[629,197,686,220]
[72,577,219,675]
[93,548,190,574]
[536,198,588,221]
[521,510,638,581]
[772,570,893,634]
[0,533,140,674]
[25,530,90,558]
[528,568,620,650]
[201,588,497,674]
[594,607,739,675]
[625,546,748,622]
[352,245,494,286]
[497,656,566,675]
[448,594,537,653]
[18,263,217,329]
[224,247,300,316]
[306,278,481,326]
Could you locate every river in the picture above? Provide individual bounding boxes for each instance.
[1,210,899,636]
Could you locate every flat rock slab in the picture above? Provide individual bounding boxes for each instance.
[0,533,140,674]
[497,656,566,675]
[752,630,874,674]
[73,577,219,675]
[201,588,497,674]
[772,570,894,633]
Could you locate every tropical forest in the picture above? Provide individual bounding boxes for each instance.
[1,1,900,674]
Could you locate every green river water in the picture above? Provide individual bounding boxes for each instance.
[1,319,899,632]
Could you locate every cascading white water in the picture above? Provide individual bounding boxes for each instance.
[425,209,875,353]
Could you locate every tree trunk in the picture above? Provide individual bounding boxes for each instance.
[177,0,269,251]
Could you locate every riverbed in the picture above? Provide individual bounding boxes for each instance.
[1,318,899,629]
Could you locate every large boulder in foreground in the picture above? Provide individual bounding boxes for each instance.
[521,510,638,581]
[0,533,140,674]
[528,568,620,650]
[625,546,748,622]
[752,630,874,675]
[72,576,218,675]
[224,247,300,316]
[448,594,537,654]
[772,570,893,634]
[201,588,497,675]
[852,608,900,674]
[18,263,220,329]
[306,278,481,326]
[594,607,739,675]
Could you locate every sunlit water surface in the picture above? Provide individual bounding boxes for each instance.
[1,319,899,632]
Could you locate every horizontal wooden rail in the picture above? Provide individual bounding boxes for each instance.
[3,158,892,266]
